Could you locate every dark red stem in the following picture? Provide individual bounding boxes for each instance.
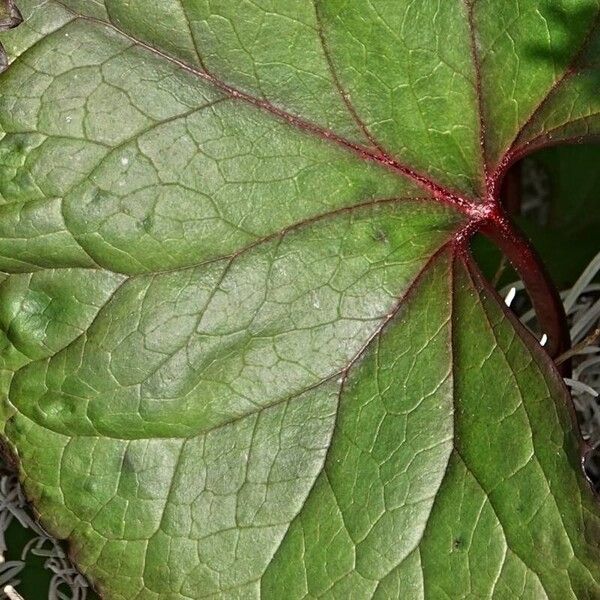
[479,207,570,366]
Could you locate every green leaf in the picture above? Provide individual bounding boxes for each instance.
[0,1,599,598]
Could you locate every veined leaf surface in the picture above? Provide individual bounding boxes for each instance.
[0,1,599,598]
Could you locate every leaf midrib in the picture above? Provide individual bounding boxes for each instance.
[48,0,477,211]
[3,1,580,358]
[494,8,600,177]
[1,0,581,444]
[40,0,599,247]
[9,235,464,442]
[443,256,597,598]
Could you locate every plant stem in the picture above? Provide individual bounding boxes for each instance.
[479,207,571,365]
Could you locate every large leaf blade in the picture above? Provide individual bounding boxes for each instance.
[7,202,464,597]
[0,1,599,599]
[474,0,600,167]
[263,249,600,599]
